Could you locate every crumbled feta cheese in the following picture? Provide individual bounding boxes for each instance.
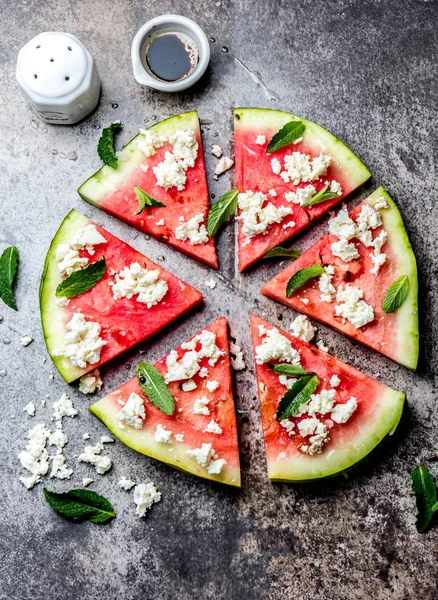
[255,326,301,365]
[331,397,357,423]
[137,128,166,157]
[330,374,341,388]
[133,482,161,517]
[70,224,107,255]
[193,396,210,415]
[153,151,187,190]
[285,185,316,206]
[237,191,293,238]
[165,349,201,382]
[268,188,277,197]
[186,443,227,474]
[329,180,343,195]
[18,423,51,488]
[169,129,199,169]
[300,297,310,305]
[318,265,336,302]
[280,419,295,436]
[356,204,382,233]
[207,458,227,475]
[331,238,360,262]
[155,219,165,226]
[328,209,357,240]
[297,418,329,454]
[50,452,73,480]
[139,163,149,172]
[204,278,217,290]
[53,394,78,428]
[370,252,387,276]
[374,197,389,210]
[118,476,136,491]
[215,156,234,176]
[175,213,209,245]
[370,230,388,276]
[307,389,336,415]
[117,392,146,429]
[199,367,209,378]
[55,245,88,277]
[290,315,316,342]
[51,313,106,369]
[279,375,297,389]
[82,477,93,487]
[78,442,112,474]
[78,369,102,394]
[21,336,33,347]
[255,135,266,145]
[281,152,331,185]
[271,158,282,175]
[56,296,70,307]
[181,330,224,366]
[283,221,296,229]
[211,144,223,157]
[155,424,173,444]
[23,402,36,416]
[48,430,68,449]
[83,432,90,440]
[316,340,329,352]
[204,420,223,435]
[229,341,246,371]
[335,285,374,329]
[101,435,114,444]
[206,380,220,392]
[110,263,168,307]
[174,433,185,442]
[182,379,197,392]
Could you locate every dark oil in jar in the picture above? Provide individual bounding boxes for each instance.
[145,33,199,82]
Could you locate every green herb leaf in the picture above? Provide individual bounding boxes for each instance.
[382,275,410,314]
[276,374,319,421]
[286,264,325,297]
[411,465,438,533]
[56,257,106,298]
[269,363,314,377]
[301,182,340,207]
[267,121,306,153]
[207,189,239,237]
[136,361,175,416]
[43,488,116,524]
[263,246,302,260]
[97,121,123,169]
[0,246,19,310]
[134,186,166,215]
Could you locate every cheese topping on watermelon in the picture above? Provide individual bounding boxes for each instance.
[117,392,146,429]
[137,129,166,157]
[51,313,106,368]
[174,213,209,245]
[148,128,199,190]
[237,191,294,238]
[55,224,107,276]
[271,151,332,185]
[109,262,168,307]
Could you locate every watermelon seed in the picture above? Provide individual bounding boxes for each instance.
[221,46,228,53]
[210,194,215,199]
[112,103,118,109]
[209,37,215,43]
[139,376,146,384]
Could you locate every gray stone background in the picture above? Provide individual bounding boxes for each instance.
[1,0,437,598]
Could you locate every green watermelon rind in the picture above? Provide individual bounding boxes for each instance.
[89,397,241,488]
[233,107,371,186]
[77,111,200,205]
[367,186,419,371]
[39,209,91,383]
[267,387,405,482]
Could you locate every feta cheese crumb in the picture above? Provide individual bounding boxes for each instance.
[318,265,336,303]
[199,367,209,378]
[204,420,223,435]
[137,128,166,157]
[82,478,93,487]
[204,278,217,290]
[268,188,277,197]
[237,190,293,238]
[331,397,357,423]
[255,135,266,145]
[230,341,246,371]
[279,375,297,389]
[215,156,234,176]
[186,443,227,474]
[300,297,310,305]
[330,238,360,262]
[211,144,223,157]
[282,152,331,185]
[169,129,199,169]
[174,433,185,442]
[23,402,36,416]
[117,392,146,429]
[165,330,223,383]
[100,435,114,444]
[328,208,357,240]
[110,263,168,307]
[56,296,70,307]
[155,219,165,226]
[329,180,343,195]
[78,442,112,474]
[182,379,197,392]
[118,476,136,491]
[18,423,51,488]
[335,285,374,329]
[193,396,210,415]
[50,452,73,480]
[307,389,336,415]
[290,315,316,342]
[153,151,186,190]
[255,326,301,365]
[21,336,33,347]
[78,369,102,394]
[133,482,161,517]
[154,424,173,444]
[51,313,106,369]
[55,225,107,277]
[280,419,295,436]
[270,158,282,175]
[330,374,341,388]
[316,340,329,352]
[285,185,316,206]
[206,380,220,392]
[139,163,149,173]
[83,432,90,440]
[297,417,329,454]
[374,197,389,210]
[53,394,78,428]
[48,430,67,449]
[175,213,209,245]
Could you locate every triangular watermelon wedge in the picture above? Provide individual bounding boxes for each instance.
[250,314,404,482]
[78,111,218,268]
[261,187,419,370]
[40,209,203,383]
[234,108,371,271]
[90,317,241,487]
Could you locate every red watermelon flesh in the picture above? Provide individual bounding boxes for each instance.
[90,317,241,487]
[234,108,371,271]
[40,210,203,383]
[78,111,218,268]
[261,187,419,370]
[250,314,404,481]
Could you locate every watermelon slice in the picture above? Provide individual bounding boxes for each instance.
[40,209,203,383]
[89,317,241,487]
[78,111,218,268]
[250,314,404,481]
[234,108,371,271]
[261,187,419,370]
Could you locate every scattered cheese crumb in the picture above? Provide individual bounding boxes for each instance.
[256,326,301,365]
[78,442,112,474]
[23,402,36,416]
[215,156,234,176]
[155,424,173,444]
[119,477,136,491]
[290,315,316,342]
[79,369,102,394]
[237,191,293,238]
[211,144,223,157]
[316,340,329,352]
[193,396,210,415]
[330,374,341,388]
[117,392,146,429]
[51,313,106,369]
[82,478,93,487]
[133,482,161,517]
[100,435,114,444]
[335,285,374,329]
[230,341,246,371]
[21,336,33,347]
[331,397,358,423]
[205,279,217,290]
[175,213,209,245]
[53,394,78,428]
[206,380,220,392]
[110,263,168,307]
[182,379,197,392]
[175,433,185,442]
[204,420,223,435]
[255,135,266,145]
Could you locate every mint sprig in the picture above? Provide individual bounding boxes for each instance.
[301,182,340,207]
[43,488,116,524]
[98,121,123,169]
[263,246,302,260]
[137,361,175,416]
[207,189,239,237]
[267,121,305,153]
[276,374,319,421]
[269,363,314,377]
[0,246,19,310]
[134,186,165,215]
[286,264,325,297]
[56,257,106,298]
[382,275,410,314]
[411,465,438,533]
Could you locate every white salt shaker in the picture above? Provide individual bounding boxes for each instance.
[16,32,100,125]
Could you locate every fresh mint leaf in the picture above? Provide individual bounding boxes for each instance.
[264,246,302,260]
[286,264,325,297]
[301,182,340,207]
[207,189,239,237]
[267,121,305,153]
[411,465,438,533]
[382,275,410,314]
[0,246,19,310]
[56,257,106,298]
[98,121,123,169]
[276,374,319,421]
[269,363,314,377]
[137,361,175,416]
[43,488,116,524]
[134,186,165,215]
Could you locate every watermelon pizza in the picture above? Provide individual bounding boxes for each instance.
[261,187,419,370]
[40,209,203,383]
[234,108,371,271]
[78,111,218,268]
[250,314,405,481]
[89,317,241,487]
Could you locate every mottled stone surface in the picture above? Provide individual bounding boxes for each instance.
[1,0,437,599]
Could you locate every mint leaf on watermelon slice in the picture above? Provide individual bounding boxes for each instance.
[0,246,19,310]
[98,121,123,169]
[269,363,314,377]
[276,374,319,421]
[382,275,410,314]
[43,488,116,524]
[134,186,166,214]
[411,465,438,533]
[301,182,340,207]
[137,361,175,416]
[286,264,325,297]
[207,189,239,237]
[263,246,302,260]
[267,121,305,153]
[56,257,106,298]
